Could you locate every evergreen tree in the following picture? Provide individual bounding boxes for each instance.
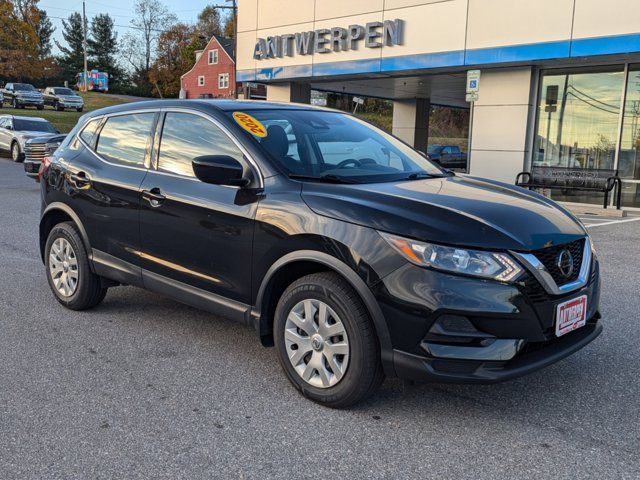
[55,12,85,81]
[88,13,124,88]
[36,8,54,57]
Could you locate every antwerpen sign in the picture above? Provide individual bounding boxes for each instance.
[253,19,405,60]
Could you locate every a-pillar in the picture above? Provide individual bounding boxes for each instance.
[266,82,311,104]
[392,98,430,153]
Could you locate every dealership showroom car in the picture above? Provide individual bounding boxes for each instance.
[38,100,601,408]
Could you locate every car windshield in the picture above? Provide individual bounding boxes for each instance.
[229,109,445,183]
[14,84,36,92]
[53,88,75,95]
[13,119,56,133]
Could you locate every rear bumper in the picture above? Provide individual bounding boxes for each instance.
[393,320,602,383]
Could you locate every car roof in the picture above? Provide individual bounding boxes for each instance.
[0,115,49,122]
[85,99,339,118]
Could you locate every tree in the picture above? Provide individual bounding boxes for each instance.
[88,14,124,88]
[121,0,176,92]
[223,12,236,38]
[197,5,223,39]
[149,23,197,98]
[55,12,85,81]
[35,8,54,57]
[0,0,46,81]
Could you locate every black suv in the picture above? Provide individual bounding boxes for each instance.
[39,100,602,407]
[2,83,44,110]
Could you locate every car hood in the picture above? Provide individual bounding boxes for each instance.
[25,133,66,144]
[300,175,586,251]
[16,132,60,142]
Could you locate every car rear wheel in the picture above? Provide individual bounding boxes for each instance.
[274,272,384,408]
[10,142,22,162]
[45,222,107,310]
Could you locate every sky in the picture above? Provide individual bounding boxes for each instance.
[41,0,232,54]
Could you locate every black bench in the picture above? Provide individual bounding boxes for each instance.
[516,166,622,209]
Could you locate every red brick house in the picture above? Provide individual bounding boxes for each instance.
[180,35,266,100]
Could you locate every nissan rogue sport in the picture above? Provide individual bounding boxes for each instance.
[39,100,602,407]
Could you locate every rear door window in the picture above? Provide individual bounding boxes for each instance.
[96,113,155,167]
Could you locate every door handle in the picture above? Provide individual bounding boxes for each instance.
[69,171,91,188]
[142,188,166,207]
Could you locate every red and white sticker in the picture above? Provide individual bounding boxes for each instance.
[555,295,588,337]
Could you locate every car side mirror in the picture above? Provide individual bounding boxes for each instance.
[192,155,249,187]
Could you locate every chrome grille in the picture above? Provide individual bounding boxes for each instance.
[24,143,50,162]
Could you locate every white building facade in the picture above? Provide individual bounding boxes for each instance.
[237,0,640,208]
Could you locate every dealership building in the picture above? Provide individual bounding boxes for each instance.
[236,0,640,209]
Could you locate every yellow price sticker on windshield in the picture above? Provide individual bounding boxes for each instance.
[233,112,267,138]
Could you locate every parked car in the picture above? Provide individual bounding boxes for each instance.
[39,100,602,407]
[24,134,67,178]
[0,115,59,162]
[0,91,3,107]
[427,144,468,170]
[1,83,44,110]
[43,87,84,112]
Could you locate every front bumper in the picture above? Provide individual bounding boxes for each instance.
[16,98,44,106]
[374,258,602,383]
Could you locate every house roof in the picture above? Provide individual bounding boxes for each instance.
[180,35,236,81]
[217,36,235,61]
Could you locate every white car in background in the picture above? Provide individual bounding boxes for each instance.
[0,115,60,162]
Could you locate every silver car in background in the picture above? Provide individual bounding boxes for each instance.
[0,115,60,162]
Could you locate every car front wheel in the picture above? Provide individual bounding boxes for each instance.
[45,222,107,310]
[274,272,384,408]
[10,142,22,162]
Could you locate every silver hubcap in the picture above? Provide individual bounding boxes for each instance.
[49,238,79,297]
[284,299,350,389]
[11,145,18,160]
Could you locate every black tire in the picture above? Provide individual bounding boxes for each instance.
[37,105,44,110]
[44,221,107,310]
[274,272,384,408]
[55,102,64,111]
[76,107,83,112]
[10,142,23,163]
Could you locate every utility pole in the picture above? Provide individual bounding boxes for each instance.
[83,0,88,92]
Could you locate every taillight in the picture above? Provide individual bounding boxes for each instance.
[38,156,53,182]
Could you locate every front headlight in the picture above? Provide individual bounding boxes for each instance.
[379,232,523,282]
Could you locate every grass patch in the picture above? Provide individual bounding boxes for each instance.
[0,92,134,133]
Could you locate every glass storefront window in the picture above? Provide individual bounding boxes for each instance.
[619,67,640,208]
[533,68,624,205]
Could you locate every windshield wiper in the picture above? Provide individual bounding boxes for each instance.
[404,170,454,180]
[288,173,360,184]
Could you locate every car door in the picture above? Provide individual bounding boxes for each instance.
[4,84,13,103]
[65,111,157,270]
[43,88,52,106]
[138,110,260,306]
[0,118,10,150]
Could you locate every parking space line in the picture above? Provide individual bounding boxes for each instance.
[585,217,640,228]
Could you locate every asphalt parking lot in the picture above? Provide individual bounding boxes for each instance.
[1,159,639,479]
